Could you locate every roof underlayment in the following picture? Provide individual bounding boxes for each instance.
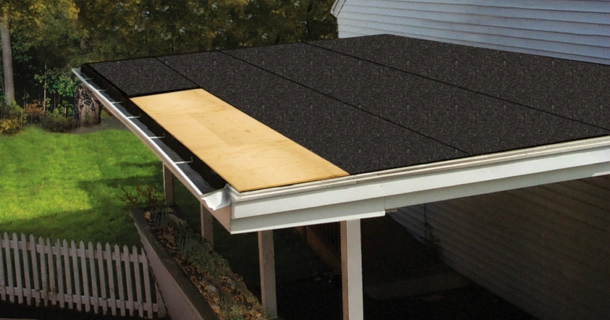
[74,34,610,234]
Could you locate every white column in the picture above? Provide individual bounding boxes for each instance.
[200,205,214,248]
[341,219,364,320]
[162,165,174,206]
[258,230,278,319]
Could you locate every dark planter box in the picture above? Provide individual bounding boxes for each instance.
[131,209,219,320]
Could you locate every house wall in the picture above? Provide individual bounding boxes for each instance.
[390,175,610,320]
[331,0,610,65]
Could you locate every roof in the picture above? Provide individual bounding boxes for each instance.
[75,34,610,233]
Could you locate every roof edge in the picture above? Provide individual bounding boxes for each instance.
[235,135,610,202]
[221,135,610,233]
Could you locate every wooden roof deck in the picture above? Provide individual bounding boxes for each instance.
[131,89,347,191]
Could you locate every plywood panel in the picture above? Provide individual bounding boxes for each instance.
[131,89,348,192]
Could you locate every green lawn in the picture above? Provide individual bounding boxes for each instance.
[0,125,331,304]
[0,126,162,246]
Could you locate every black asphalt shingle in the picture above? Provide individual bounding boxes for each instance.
[81,34,610,177]
[159,52,466,173]
[86,58,197,97]
[223,42,608,155]
[311,34,610,130]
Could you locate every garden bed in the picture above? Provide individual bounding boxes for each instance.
[131,207,269,320]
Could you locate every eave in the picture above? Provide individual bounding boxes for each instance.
[74,67,610,234]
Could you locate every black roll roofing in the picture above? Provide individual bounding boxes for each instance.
[82,34,610,176]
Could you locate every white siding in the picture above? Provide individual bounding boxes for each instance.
[391,175,610,320]
[332,0,610,65]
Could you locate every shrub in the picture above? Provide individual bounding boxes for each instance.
[0,101,23,119]
[42,109,72,132]
[146,207,269,320]
[100,108,112,119]
[117,184,164,210]
[0,101,23,135]
[0,118,21,135]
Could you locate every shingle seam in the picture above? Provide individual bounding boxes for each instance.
[152,57,200,90]
[218,50,470,155]
[305,41,610,133]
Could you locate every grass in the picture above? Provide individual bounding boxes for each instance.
[0,124,328,280]
[0,124,330,286]
[0,126,162,246]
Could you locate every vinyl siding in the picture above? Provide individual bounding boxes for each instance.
[332,0,610,65]
[391,175,610,320]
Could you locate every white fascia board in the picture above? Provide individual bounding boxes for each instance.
[221,136,610,233]
[230,198,385,234]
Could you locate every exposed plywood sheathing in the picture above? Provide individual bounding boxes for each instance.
[131,89,348,192]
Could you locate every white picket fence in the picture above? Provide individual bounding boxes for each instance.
[0,233,166,318]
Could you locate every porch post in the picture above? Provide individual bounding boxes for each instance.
[162,165,174,206]
[258,230,278,319]
[341,219,364,320]
[200,205,214,248]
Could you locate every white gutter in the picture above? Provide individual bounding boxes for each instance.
[72,68,215,200]
[75,68,610,234]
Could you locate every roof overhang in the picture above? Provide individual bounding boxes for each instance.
[74,67,610,234]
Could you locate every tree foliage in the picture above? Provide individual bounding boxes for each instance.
[0,0,46,104]
[75,0,337,61]
[3,0,337,125]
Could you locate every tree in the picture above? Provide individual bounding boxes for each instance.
[23,0,82,115]
[1,11,15,104]
[74,0,237,60]
[0,0,336,130]
[0,0,43,105]
[74,0,337,61]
